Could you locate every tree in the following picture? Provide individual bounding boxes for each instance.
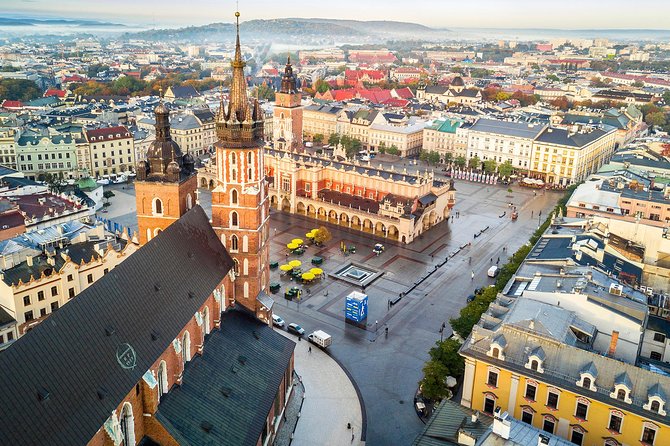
[663,90,670,105]
[313,134,324,144]
[420,360,451,400]
[419,150,429,163]
[468,156,480,170]
[314,79,330,94]
[0,79,41,101]
[44,173,66,194]
[546,74,560,82]
[483,159,497,174]
[498,161,514,178]
[454,156,466,168]
[252,83,275,101]
[632,80,645,88]
[428,151,441,165]
[443,152,453,164]
[645,111,667,128]
[387,145,400,156]
[328,133,341,146]
[550,96,570,111]
[348,138,362,158]
[378,141,386,154]
[419,338,465,401]
[312,226,332,245]
[103,190,115,203]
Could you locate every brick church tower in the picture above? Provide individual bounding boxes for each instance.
[135,97,197,245]
[211,12,270,315]
[273,56,302,151]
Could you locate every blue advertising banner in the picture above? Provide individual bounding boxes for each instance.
[345,291,368,323]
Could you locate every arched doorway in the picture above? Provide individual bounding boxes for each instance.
[208,179,215,190]
[328,210,338,224]
[296,202,306,214]
[375,221,385,236]
[281,197,291,212]
[307,204,316,216]
[200,177,208,188]
[363,219,373,233]
[387,225,399,240]
[270,195,279,209]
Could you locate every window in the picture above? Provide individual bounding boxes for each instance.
[231,189,238,204]
[104,268,109,275]
[51,286,58,296]
[650,351,662,361]
[608,412,622,433]
[547,391,559,409]
[491,347,500,359]
[40,308,47,317]
[530,360,539,371]
[87,274,93,284]
[582,377,591,389]
[23,295,31,306]
[154,198,163,215]
[570,429,583,445]
[7,332,13,341]
[487,370,498,387]
[120,403,135,446]
[542,418,555,434]
[617,389,626,401]
[483,396,495,415]
[525,382,537,401]
[157,361,168,399]
[50,302,59,312]
[653,332,666,343]
[68,288,75,299]
[182,331,191,365]
[642,426,656,445]
[67,274,73,282]
[575,401,588,420]
[231,211,238,227]
[231,235,239,251]
[24,310,34,321]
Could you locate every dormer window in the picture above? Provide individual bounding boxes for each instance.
[487,335,506,360]
[644,384,667,416]
[577,362,597,391]
[610,373,633,404]
[524,347,545,373]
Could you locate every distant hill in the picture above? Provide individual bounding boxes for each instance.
[0,17,123,27]
[122,18,441,42]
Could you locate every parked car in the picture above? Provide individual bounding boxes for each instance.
[487,265,499,278]
[272,314,285,328]
[287,323,305,336]
[466,294,475,303]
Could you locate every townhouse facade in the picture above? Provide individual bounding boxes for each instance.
[83,125,136,178]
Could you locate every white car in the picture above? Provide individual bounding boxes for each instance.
[272,314,285,328]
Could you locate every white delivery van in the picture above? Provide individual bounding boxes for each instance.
[487,265,499,278]
[307,330,332,348]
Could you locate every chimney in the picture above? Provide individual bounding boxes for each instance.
[46,257,55,266]
[471,411,479,423]
[492,408,511,440]
[538,433,550,445]
[608,330,620,357]
[26,256,33,267]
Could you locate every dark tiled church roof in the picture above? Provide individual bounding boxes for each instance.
[156,307,295,446]
[0,205,233,446]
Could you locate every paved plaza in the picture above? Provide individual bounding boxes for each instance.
[98,177,560,445]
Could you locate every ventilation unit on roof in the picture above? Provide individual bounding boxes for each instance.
[609,283,623,296]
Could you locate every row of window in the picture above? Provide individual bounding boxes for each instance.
[93,149,132,158]
[20,152,72,161]
[0,331,15,344]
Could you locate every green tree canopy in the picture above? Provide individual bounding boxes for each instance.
[454,156,466,168]
[0,79,41,101]
[468,156,481,170]
[313,134,324,143]
[483,159,497,174]
[498,161,514,178]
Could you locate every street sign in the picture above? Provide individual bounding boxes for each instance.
[345,291,368,323]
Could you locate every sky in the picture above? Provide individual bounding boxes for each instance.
[2,0,670,29]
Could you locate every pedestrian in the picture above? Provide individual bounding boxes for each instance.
[531,210,534,218]
[308,346,312,353]
[471,270,475,280]
[497,257,500,264]
[490,257,493,263]
[385,326,389,337]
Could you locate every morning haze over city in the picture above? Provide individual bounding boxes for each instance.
[0,1,669,446]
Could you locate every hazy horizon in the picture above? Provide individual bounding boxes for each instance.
[3,0,670,29]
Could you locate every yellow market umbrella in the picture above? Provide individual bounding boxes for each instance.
[287,242,299,250]
[310,267,323,276]
[289,260,302,268]
[292,238,304,245]
[279,264,293,272]
[302,272,315,281]
[306,232,315,238]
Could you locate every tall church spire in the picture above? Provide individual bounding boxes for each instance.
[227,11,249,123]
[215,10,264,147]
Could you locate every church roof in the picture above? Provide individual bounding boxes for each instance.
[156,307,295,446]
[0,205,234,446]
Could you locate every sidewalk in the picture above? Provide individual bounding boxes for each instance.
[276,330,364,446]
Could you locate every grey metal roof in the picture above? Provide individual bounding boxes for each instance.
[0,205,234,446]
[156,307,294,446]
[413,399,492,446]
[469,118,546,139]
[535,127,611,148]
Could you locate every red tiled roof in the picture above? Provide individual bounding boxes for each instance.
[85,126,132,142]
[1,100,24,109]
[383,98,410,108]
[62,74,87,83]
[44,88,67,98]
[393,87,414,99]
[11,193,81,220]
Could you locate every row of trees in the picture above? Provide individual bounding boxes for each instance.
[417,151,515,177]
[327,133,363,158]
[419,184,579,400]
[71,71,220,98]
